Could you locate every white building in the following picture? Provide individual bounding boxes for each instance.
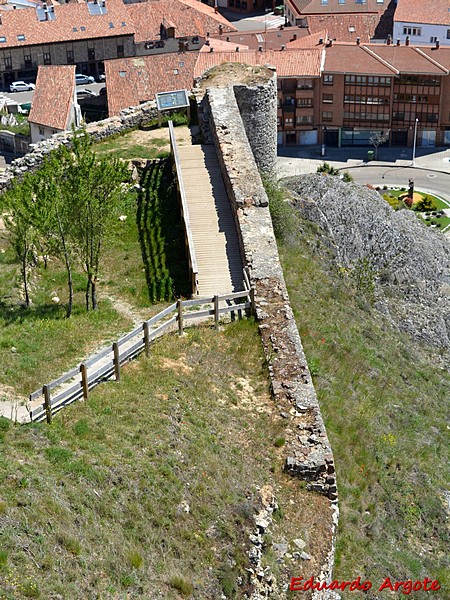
[394,0,450,46]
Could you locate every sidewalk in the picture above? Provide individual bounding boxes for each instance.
[277,144,450,176]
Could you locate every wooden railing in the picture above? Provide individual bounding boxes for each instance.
[28,289,254,424]
[168,120,199,296]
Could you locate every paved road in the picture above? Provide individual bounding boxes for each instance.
[3,82,104,105]
[219,8,286,31]
[341,165,450,203]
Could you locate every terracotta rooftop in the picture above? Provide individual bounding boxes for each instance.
[306,13,380,43]
[28,65,75,130]
[394,0,450,26]
[323,43,450,75]
[287,0,387,16]
[0,0,134,49]
[125,0,236,44]
[200,38,249,52]
[105,53,198,117]
[286,30,327,48]
[210,27,311,51]
[194,49,324,79]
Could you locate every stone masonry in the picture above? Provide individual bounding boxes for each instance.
[205,83,338,594]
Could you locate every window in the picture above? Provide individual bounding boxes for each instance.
[0,37,6,43]
[88,48,95,61]
[39,127,44,135]
[24,54,32,67]
[17,34,26,41]
[43,52,51,65]
[297,78,313,90]
[323,75,333,85]
[447,30,450,40]
[338,0,345,3]
[297,115,312,124]
[430,36,438,43]
[321,0,328,4]
[403,27,421,36]
[4,56,12,69]
[322,111,333,121]
[284,117,293,126]
[323,94,333,103]
[117,44,124,58]
[297,98,312,107]
[67,50,74,63]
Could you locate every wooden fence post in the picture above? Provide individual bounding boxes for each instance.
[214,295,219,330]
[80,363,89,401]
[113,343,120,382]
[143,322,150,358]
[250,287,256,317]
[177,300,184,336]
[43,385,52,424]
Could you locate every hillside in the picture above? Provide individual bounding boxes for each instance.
[270,175,450,597]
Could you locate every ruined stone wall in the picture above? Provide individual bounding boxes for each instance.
[0,101,160,191]
[206,86,338,595]
[233,73,278,174]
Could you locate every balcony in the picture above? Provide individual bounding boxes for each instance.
[282,104,295,113]
[296,88,314,99]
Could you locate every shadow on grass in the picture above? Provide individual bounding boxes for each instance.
[0,299,68,325]
[136,159,190,302]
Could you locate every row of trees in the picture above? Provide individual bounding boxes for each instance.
[1,129,130,317]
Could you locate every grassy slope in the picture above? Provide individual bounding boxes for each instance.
[270,183,450,597]
[0,320,293,599]
[0,160,188,397]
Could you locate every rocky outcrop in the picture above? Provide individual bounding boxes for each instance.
[282,174,450,355]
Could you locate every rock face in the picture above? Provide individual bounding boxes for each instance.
[282,174,450,353]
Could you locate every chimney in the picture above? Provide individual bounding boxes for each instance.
[405,35,410,46]
[387,34,391,45]
[281,44,285,51]
[210,47,214,52]
[327,39,333,47]
[218,24,223,35]
[226,36,230,41]
[258,46,263,52]
[205,39,210,46]
[292,34,297,41]
[436,40,440,49]
[319,37,324,44]
[236,46,239,52]
[0,15,2,25]
[396,39,400,46]
[356,37,360,45]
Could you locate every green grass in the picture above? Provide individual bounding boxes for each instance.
[381,188,449,230]
[0,161,189,397]
[0,114,30,137]
[0,320,297,599]
[268,182,450,596]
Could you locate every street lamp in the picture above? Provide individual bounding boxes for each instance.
[412,117,419,166]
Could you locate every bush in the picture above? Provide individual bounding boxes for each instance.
[383,193,404,211]
[414,195,438,212]
[317,162,339,176]
[341,171,354,183]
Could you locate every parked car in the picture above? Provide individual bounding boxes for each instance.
[76,88,96,99]
[75,73,95,85]
[10,81,35,92]
[98,73,106,82]
[99,86,107,96]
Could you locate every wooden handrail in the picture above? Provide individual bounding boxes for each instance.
[168,120,199,295]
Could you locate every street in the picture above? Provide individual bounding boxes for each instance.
[3,82,104,105]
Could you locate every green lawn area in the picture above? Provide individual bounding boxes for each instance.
[386,188,449,209]
[0,320,312,599]
[0,160,189,398]
[381,188,449,230]
[269,182,450,595]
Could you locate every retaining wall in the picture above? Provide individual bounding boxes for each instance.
[0,101,160,191]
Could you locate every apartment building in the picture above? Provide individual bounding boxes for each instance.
[0,0,136,88]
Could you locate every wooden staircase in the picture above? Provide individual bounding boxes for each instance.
[177,143,244,297]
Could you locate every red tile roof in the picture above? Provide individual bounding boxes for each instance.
[286,30,327,48]
[125,0,236,44]
[323,43,395,74]
[394,0,450,26]
[200,38,249,52]
[287,0,386,16]
[306,13,380,43]
[28,65,75,130]
[0,0,134,49]
[210,27,311,51]
[372,45,449,74]
[194,49,324,79]
[105,53,198,116]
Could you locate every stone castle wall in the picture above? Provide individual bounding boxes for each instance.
[205,84,338,596]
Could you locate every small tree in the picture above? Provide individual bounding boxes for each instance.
[369,132,388,160]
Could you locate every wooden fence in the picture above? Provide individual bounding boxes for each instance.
[168,120,199,296]
[28,289,254,424]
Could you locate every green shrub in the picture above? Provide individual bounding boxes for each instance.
[169,575,193,596]
[273,437,285,448]
[414,195,437,212]
[383,193,403,211]
[341,171,354,183]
